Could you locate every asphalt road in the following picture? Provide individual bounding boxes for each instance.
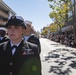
[40,38,76,75]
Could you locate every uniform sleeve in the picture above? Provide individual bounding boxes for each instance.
[34,36,41,54]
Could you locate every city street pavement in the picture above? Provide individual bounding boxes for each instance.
[40,38,76,75]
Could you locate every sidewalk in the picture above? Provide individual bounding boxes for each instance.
[40,38,76,75]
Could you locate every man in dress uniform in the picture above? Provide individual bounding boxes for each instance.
[23,20,41,54]
[0,27,9,43]
[0,16,42,75]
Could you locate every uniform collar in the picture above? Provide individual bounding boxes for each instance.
[10,40,22,47]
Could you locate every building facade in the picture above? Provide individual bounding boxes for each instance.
[0,0,16,26]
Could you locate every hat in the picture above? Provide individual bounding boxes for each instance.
[0,27,7,32]
[5,16,26,29]
[25,20,32,25]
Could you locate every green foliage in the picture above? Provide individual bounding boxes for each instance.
[49,23,58,32]
[48,0,71,32]
[41,27,49,35]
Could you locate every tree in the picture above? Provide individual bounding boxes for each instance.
[49,23,58,32]
[48,0,71,34]
[41,27,48,35]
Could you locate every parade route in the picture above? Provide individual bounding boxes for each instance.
[40,38,76,75]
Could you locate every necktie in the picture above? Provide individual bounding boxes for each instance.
[11,45,17,49]
[11,45,18,55]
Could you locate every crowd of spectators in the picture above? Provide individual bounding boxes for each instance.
[50,33,76,48]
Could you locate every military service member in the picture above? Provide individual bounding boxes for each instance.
[0,27,9,43]
[23,20,41,54]
[0,16,42,75]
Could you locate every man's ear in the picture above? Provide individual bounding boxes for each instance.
[22,29,25,34]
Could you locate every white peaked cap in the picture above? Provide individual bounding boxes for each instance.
[0,27,7,32]
[25,20,32,25]
[8,15,24,21]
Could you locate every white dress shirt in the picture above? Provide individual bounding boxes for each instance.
[10,41,21,55]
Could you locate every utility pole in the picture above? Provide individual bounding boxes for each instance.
[73,0,76,43]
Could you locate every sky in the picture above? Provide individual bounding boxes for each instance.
[3,0,53,32]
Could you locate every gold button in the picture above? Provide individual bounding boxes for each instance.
[10,62,13,66]
[9,72,12,75]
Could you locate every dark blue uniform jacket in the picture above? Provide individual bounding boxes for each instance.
[0,40,42,75]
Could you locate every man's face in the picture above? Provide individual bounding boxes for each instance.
[23,24,31,33]
[7,25,24,41]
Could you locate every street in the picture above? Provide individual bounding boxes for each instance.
[40,38,76,75]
